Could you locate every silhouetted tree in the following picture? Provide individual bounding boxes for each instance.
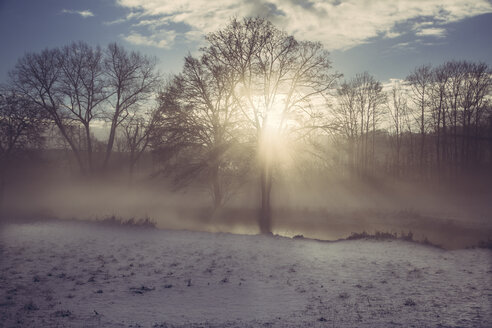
[57,42,108,173]
[203,17,340,233]
[102,43,159,172]
[406,64,433,174]
[0,88,45,208]
[121,107,157,182]
[456,62,490,170]
[386,81,411,176]
[334,72,385,175]
[427,61,492,177]
[153,54,249,214]
[8,48,90,173]
[428,64,449,175]
[9,42,160,175]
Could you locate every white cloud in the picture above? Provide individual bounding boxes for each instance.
[61,9,95,18]
[413,21,435,29]
[123,30,177,48]
[104,18,126,25]
[415,27,447,38]
[382,78,406,92]
[391,41,411,49]
[114,0,492,50]
[412,21,447,38]
[124,33,155,47]
[384,31,402,39]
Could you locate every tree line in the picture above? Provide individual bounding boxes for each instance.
[332,61,492,182]
[2,42,159,176]
[1,17,491,233]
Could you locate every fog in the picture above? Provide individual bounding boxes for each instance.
[2,164,491,250]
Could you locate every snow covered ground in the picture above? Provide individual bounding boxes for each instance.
[0,220,491,327]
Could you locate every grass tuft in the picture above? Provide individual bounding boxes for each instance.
[23,301,39,311]
[345,230,441,248]
[476,238,492,249]
[96,215,157,229]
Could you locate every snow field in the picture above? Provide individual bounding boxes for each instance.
[0,220,491,327]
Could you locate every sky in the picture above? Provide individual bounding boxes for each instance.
[0,0,491,84]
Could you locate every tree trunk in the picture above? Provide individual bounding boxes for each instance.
[395,134,401,177]
[372,106,375,173]
[442,109,447,177]
[420,100,425,176]
[57,122,86,175]
[436,103,441,174]
[211,162,223,215]
[258,163,273,234]
[0,165,5,215]
[102,116,118,172]
[461,109,467,171]
[128,154,135,185]
[453,105,459,176]
[84,123,93,174]
[349,138,356,176]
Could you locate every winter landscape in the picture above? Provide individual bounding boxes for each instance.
[1,0,492,327]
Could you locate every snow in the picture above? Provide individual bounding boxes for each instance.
[0,220,491,327]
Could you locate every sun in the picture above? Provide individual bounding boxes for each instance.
[258,98,293,167]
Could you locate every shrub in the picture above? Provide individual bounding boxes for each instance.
[477,238,492,249]
[345,230,440,247]
[96,215,157,229]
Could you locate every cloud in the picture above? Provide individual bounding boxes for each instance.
[61,9,95,18]
[412,21,447,38]
[415,27,447,38]
[103,12,143,25]
[114,0,492,50]
[384,31,402,39]
[123,30,177,48]
[391,41,411,50]
[382,78,407,92]
[104,18,126,25]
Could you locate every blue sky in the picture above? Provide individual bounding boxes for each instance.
[1,0,491,83]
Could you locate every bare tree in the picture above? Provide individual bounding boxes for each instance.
[0,88,45,208]
[203,17,340,233]
[406,64,433,174]
[458,62,491,169]
[428,61,492,176]
[8,48,91,173]
[8,42,112,175]
[334,73,385,176]
[121,107,157,182]
[153,54,247,214]
[102,43,159,172]
[334,81,359,173]
[386,81,410,176]
[57,42,108,173]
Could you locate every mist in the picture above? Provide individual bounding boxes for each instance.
[3,159,491,250]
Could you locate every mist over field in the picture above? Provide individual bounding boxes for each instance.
[3,163,491,249]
